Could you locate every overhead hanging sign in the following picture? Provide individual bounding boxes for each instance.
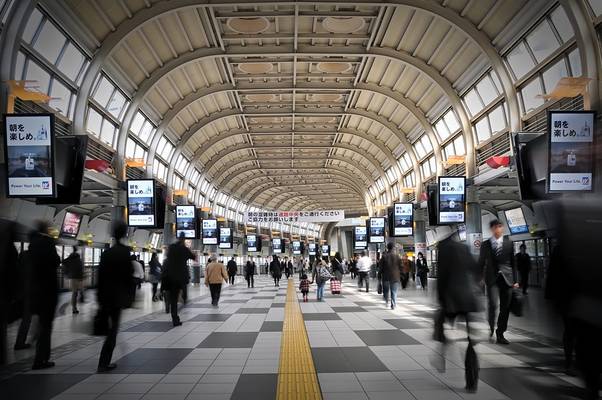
[292,240,302,255]
[126,179,156,227]
[201,219,218,245]
[438,176,466,224]
[175,205,197,239]
[246,234,258,252]
[244,210,344,223]
[393,202,413,236]
[369,217,385,243]
[354,226,367,249]
[219,227,233,249]
[308,242,317,256]
[547,111,595,192]
[4,113,56,197]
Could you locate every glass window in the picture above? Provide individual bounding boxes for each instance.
[385,167,397,184]
[139,120,154,143]
[100,120,116,147]
[475,118,491,143]
[588,0,602,16]
[489,105,506,134]
[131,112,145,135]
[506,42,535,80]
[550,7,573,43]
[107,90,127,119]
[153,159,167,181]
[86,108,102,135]
[403,171,415,187]
[420,135,432,153]
[49,79,70,116]
[476,76,498,105]
[443,110,460,134]
[398,152,411,173]
[453,135,465,156]
[463,88,483,117]
[126,137,136,158]
[443,141,456,159]
[435,119,450,141]
[93,76,114,108]
[568,48,582,77]
[25,60,50,93]
[57,42,85,82]
[428,156,436,175]
[33,20,66,64]
[14,51,25,80]
[134,144,146,160]
[542,59,568,92]
[526,21,560,63]
[521,78,544,113]
[413,140,426,159]
[22,8,43,43]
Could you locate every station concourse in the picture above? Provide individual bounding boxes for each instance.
[0,1,601,399]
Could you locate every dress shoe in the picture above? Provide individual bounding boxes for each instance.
[97,363,117,373]
[173,320,182,327]
[14,343,31,350]
[73,309,79,314]
[496,335,510,345]
[32,361,55,370]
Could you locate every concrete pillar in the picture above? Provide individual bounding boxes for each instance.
[466,202,483,257]
[413,220,427,259]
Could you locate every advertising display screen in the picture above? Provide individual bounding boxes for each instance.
[201,219,218,244]
[4,114,55,197]
[548,111,595,192]
[321,244,330,256]
[354,226,367,249]
[126,179,156,227]
[247,234,258,252]
[292,241,302,255]
[273,238,282,254]
[458,223,467,241]
[393,203,413,236]
[438,176,466,224]
[61,212,82,238]
[369,217,385,243]
[308,242,317,256]
[219,227,232,249]
[504,208,529,234]
[175,205,196,238]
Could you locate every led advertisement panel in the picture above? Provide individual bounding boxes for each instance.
[127,179,156,227]
[438,176,466,224]
[247,234,258,252]
[61,211,82,238]
[175,205,196,238]
[393,203,413,236]
[354,226,367,249]
[504,208,529,234]
[321,244,330,256]
[202,219,218,245]
[308,242,317,256]
[369,217,385,243]
[292,240,302,255]
[219,227,233,249]
[273,238,283,254]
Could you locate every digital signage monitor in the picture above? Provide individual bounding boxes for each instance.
[393,203,413,236]
[292,240,302,255]
[369,217,385,243]
[4,113,56,198]
[504,207,529,234]
[175,205,197,238]
[437,176,466,224]
[219,227,233,249]
[272,238,283,254]
[321,244,330,256]
[201,219,218,244]
[354,226,367,249]
[308,242,317,256]
[247,234,258,252]
[60,211,82,238]
[126,179,156,227]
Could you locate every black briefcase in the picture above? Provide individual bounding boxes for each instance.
[510,288,524,317]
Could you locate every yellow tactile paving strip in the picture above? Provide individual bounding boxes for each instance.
[276,280,323,400]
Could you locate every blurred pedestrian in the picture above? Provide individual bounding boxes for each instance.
[401,253,411,289]
[29,221,60,370]
[205,255,228,306]
[270,255,282,287]
[14,245,33,351]
[478,219,518,345]
[245,259,255,288]
[96,222,133,372]
[332,252,344,282]
[416,252,429,290]
[311,259,332,301]
[357,251,371,292]
[516,244,531,295]
[131,255,144,290]
[63,246,84,314]
[380,242,403,309]
[164,233,195,326]
[227,257,237,285]
[148,253,162,302]
[0,221,19,363]
[434,234,481,392]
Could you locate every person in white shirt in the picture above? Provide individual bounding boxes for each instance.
[357,251,372,292]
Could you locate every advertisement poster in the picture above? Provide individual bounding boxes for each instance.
[273,238,282,254]
[292,241,301,255]
[548,111,595,192]
[4,114,55,197]
[175,205,196,238]
[247,234,257,252]
[458,223,467,241]
[504,208,529,234]
[415,242,427,258]
[61,212,82,238]
[354,226,367,249]
[308,242,316,256]
[202,219,218,245]
[369,217,385,243]
[393,203,413,236]
[219,227,232,249]
[127,179,155,227]
[438,176,466,224]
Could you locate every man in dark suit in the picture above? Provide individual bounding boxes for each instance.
[478,219,518,344]
[97,222,134,372]
[164,233,195,326]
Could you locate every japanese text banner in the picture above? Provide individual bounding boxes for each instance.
[244,210,345,223]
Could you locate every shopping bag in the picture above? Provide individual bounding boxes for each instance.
[330,278,341,294]
[510,288,523,317]
[465,340,479,392]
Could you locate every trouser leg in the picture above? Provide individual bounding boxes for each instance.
[71,290,78,311]
[170,288,180,323]
[496,282,512,336]
[486,284,499,334]
[15,302,32,347]
[382,280,390,302]
[251,275,254,287]
[34,311,53,365]
[563,316,576,369]
[98,308,121,368]
[390,281,399,308]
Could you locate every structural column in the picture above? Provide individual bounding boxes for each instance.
[466,202,483,257]
[413,219,427,260]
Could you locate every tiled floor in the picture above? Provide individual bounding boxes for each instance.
[0,276,589,399]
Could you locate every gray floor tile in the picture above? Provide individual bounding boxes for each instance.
[124,322,175,333]
[384,319,427,329]
[303,313,341,321]
[332,307,366,313]
[312,347,388,373]
[237,308,270,314]
[109,348,193,374]
[187,314,232,322]
[260,321,283,332]
[230,374,278,400]
[355,330,421,346]
[0,374,90,400]
[197,332,258,348]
